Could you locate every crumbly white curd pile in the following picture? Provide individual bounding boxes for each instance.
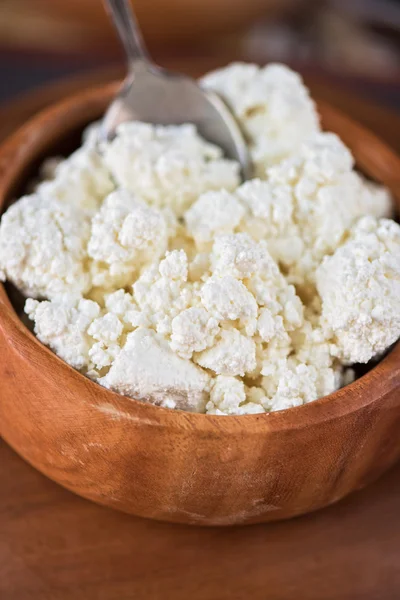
[1,63,399,415]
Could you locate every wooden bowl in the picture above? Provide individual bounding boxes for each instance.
[0,84,400,527]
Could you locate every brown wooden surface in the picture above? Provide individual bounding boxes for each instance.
[1,70,400,597]
[1,437,400,600]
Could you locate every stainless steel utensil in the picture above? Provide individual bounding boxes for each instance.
[102,0,251,179]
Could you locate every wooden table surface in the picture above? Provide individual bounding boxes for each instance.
[1,66,400,600]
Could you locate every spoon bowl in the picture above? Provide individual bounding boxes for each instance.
[102,0,252,179]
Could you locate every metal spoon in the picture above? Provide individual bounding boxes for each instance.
[101,0,251,180]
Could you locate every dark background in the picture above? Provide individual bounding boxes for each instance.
[0,0,399,109]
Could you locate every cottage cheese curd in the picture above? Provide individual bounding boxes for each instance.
[0,62,398,415]
[201,62,320,175]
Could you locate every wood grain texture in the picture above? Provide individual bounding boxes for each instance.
[1,82,400,527]
[1,437,400,600]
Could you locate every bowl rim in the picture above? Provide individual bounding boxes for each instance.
[0,81,399,434]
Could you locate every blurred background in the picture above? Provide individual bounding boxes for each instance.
[0,0,399,110]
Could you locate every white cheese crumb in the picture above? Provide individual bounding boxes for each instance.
[170,307,220,359]
[88,189,169,288]
[105,289,147,328]
[36,146,114,213]
[25,297,100,370]
[0,195,91,300]
[266,132,393,289]
[195,328,256,377]
[317,216,400,364]
[133,250,194,335]
[206,375,246,415]
[181,150,392,288]
[236,178,301,264]
[359,176,393,219]
[88,312,123,343]
[257,308,281,343]
[100,328,210,412]
[265,362,320,412]
[184,190,245,248]
[206,375,264,415]
[202,62,320,174]
[103,122,240,217]
[25,291,137,373]
[211,232,269,279]
[200,275,257,335]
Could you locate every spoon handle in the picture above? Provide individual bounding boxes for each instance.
[104,0,150,67]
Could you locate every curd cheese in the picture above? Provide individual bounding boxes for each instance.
[202,62,320,175]
[103,122,240,217]
[0,61,397,416]
[317,216,400,364]
[0,195,91,300]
